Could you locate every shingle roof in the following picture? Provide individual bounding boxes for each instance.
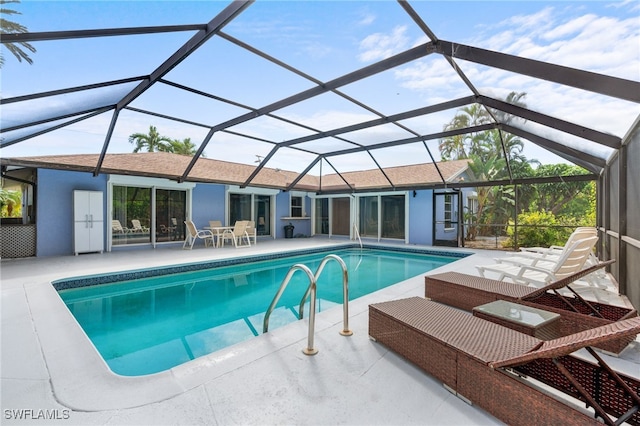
[1,153,470,193]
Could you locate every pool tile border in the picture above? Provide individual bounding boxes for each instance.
[52,244,470,291]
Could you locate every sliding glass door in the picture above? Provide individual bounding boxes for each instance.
[315,198,329,235]
[356,194,405,241]
[228,192,273,236]
[112,185,187,246]
[359,196,378,237]
[381,195,405,239]
[331,197,350,236]
[112,186,151,246]
[254,195,271,236]
[156,189,186,242]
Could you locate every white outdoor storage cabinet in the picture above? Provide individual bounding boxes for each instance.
[73,190,104,255]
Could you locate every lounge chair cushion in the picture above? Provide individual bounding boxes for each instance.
[370,297,541,364]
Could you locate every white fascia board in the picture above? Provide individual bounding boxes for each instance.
[108,174,195,190]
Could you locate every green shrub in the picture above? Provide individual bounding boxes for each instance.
[504,210,594,249]
[504,210,561,249]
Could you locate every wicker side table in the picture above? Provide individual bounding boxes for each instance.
[473,300,561,340]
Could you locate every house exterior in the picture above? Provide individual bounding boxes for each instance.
[0,153,473,258]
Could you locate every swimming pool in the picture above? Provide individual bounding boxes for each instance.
[55,246,464,376]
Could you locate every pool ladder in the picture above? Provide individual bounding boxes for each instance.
[263,254,352,355]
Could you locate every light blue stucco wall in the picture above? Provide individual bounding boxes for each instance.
[275,192,289,238]
[273,193,312,238]
[37,169,107,257]
[408,189,434,245]
[191,184,225,229]
[32,168,470,256]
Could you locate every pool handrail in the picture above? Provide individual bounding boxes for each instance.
[263,263,319,355]
[298,254,352,337]
[353,223,363,249]
[263,254,352,356]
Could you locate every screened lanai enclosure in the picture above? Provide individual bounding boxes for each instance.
[1,0,639,307]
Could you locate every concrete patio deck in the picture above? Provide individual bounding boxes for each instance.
[2,238,638,425]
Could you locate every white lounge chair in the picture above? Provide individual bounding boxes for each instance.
[501,228,606,287]
[112,219,129,234]
[221,220,251,248]
[183,220,214,249]
[130,219,149,233]
[476,236,598,288]
[515,227,597,260]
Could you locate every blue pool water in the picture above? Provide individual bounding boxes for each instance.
[56,247,460,376]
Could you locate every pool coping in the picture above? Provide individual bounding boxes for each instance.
[32,244,474,411]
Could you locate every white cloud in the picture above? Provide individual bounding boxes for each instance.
[358,25,410,62]
[357,12,376,26]
[391,4,639,144]
[542,14,598,41]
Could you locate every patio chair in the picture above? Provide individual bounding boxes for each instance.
[425,260,638,354]
[246,220,257,245]
[130,219,149,233]
[369,296,640,426]
[476,236,598,288]
[502,227,597,264]
[221,220,251,248]
[508,228,606,288]
[111,219,129,234]
[182,220,214,249]
[517,226,597,258]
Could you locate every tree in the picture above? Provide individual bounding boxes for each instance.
[128,125,172,153]
[0,188,21,217]
[0,0,36,67]
[464,154,505,239]
[533,164,593,216]
[161,137,204,157]
[440,92,532,238]
[439,104,491,160]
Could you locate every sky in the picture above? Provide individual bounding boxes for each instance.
[1,0,639,175]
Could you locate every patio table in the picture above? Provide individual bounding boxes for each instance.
[204,226,234,248]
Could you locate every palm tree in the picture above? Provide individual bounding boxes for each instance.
[128,125,172,153]
[162,137,204,157]
[439,104,491,160]
[491,91,528,125]
[0,0,36,67]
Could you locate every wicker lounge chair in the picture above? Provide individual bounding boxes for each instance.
[369,297,640,426]
[425,260,637,353]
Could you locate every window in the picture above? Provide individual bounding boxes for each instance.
[291,196,303,217]
[444,194,453,229]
